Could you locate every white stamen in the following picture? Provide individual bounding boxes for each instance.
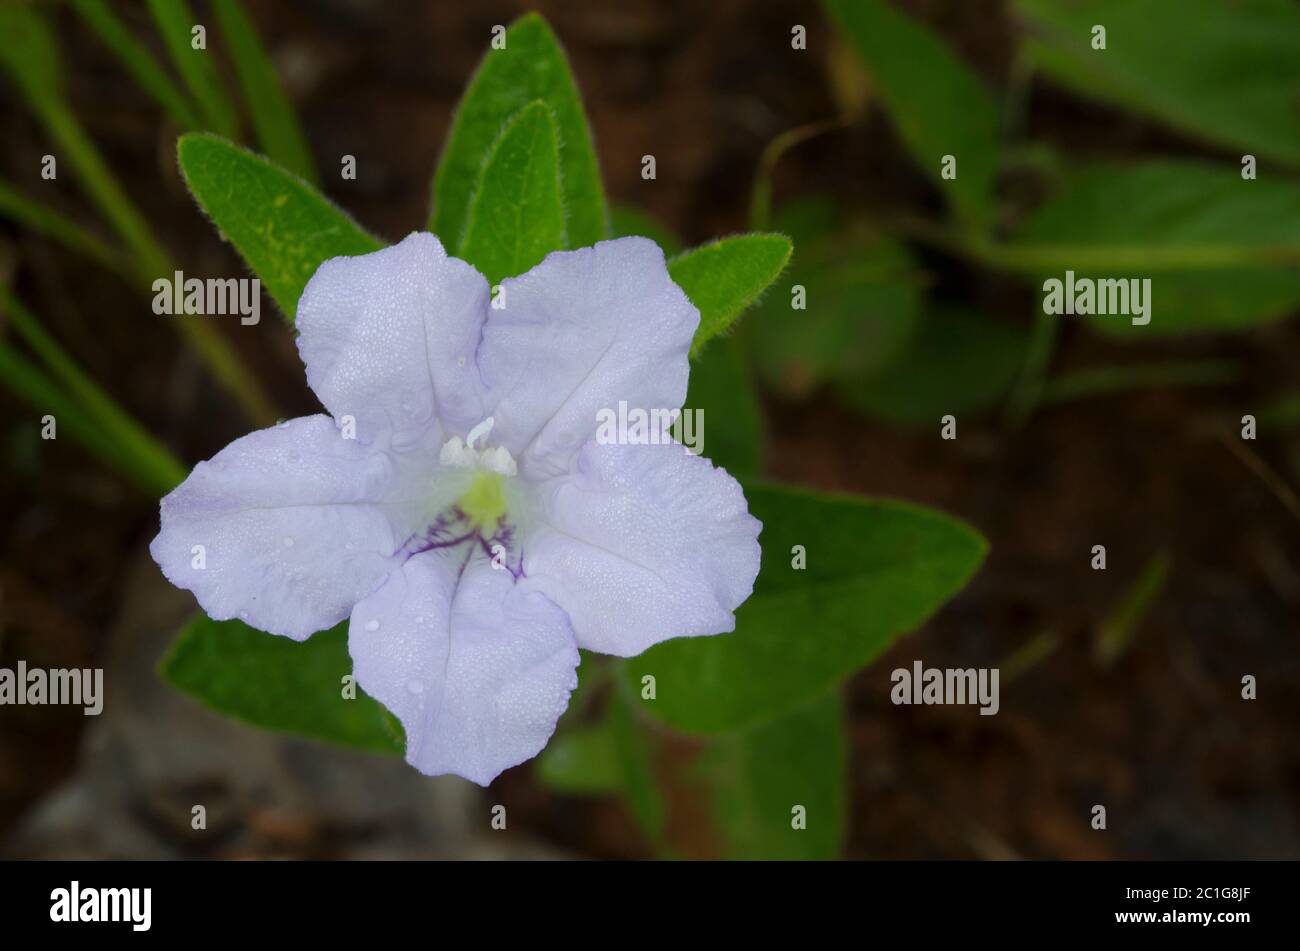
[439,419,516,476]
[466,416,495,449]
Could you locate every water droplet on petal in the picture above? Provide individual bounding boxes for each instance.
[283,536,295,548]
[407,680,425,695]
[364,619,380,632]
[414,616,424,624]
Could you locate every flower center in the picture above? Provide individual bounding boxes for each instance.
[405,417,526,577]
[459,470,507,530]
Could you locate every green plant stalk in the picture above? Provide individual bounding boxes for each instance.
[0,339,179,496]
[5,67,275,425]
[146,0,239,138]
[72,0,204,131]
[1,290,186,495]
[1095,552,1171,667]
[971,236,1300,272]
[211,0,319,184]
[749,114,855,231]
[899,216,1300,272]
[1004,308,1059,426]
[0,178,129,278]
[1039,361,1239,405]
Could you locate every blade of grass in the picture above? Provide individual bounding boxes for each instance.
[145,0,239,138]
[0,177,129,277]
[71,0,204,131]
[1,289,186,495]
[0,4,276,426]
[211,0,317,184]
[1094,552,1171,667]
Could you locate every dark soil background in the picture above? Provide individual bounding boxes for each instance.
[1,0,1297,859]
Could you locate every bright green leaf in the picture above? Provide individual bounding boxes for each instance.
[626,483,987,733]
[669,234,792,357]
[1012,161,1300,334]
[161,614,403,756]
[212,0,318,184]
[458,101,565,285]
[824,0,999,226]
[1016,0,1300,168]
[702,691,845,859]
[178,133,383,320]
[430,13,606,250]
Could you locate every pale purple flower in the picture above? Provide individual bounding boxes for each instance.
[151,233,761,785]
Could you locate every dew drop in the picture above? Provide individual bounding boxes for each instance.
[283,536,295,548]
[407,680,425,695]
[364,619,380,632]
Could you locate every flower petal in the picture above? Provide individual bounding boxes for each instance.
[479,237,699,478]
[150,414,427,640]
[523,440,762,657]
[296,231,490,450]
[349,549,579,785]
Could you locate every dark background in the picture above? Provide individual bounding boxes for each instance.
[1,0,1297,859]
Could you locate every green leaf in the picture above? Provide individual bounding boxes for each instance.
[824,0,999,226]
[701,692,845,859]
[430,13,606,250]
[626,483,987,733]
[178,133,384,320]
[212,0,318,184]
[72,0,204,131]
[610,205,683,256]
[458,101,565,285]
[684,336,763,476]
[161,614,403,756]
[1012,161,1300,334]
[146,0,239,138]
[536,719,622,795]
[839,308,1028,424]
[609,685,667,850]
[1015,0,1300,168]
[669,234,793,358]
[750,225,921,397]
